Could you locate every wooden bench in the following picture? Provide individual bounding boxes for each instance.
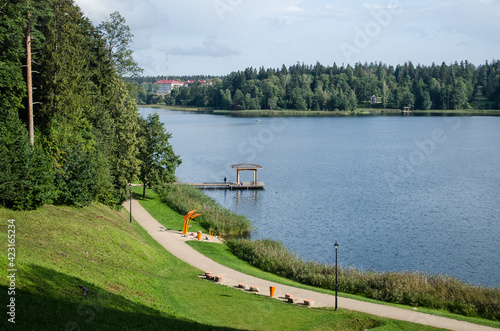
[303,299,315,307]
[204,271,215,280]
[249,286,260,292]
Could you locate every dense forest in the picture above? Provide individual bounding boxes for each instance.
[133,60,500,111]
[0,0,180,210]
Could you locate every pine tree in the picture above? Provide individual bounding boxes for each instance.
[233,89,246,110]
[0,0,27,115]
[54,145,97,207]
[0,108,54,210]
[106,77,142,201]
[450,79,469,109]
[220,89,232,110]
[35,0,98,151]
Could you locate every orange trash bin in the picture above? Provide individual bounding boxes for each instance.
[270,286,276,297]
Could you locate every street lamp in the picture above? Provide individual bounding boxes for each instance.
[129,183,132,223]
[334,241,339,311]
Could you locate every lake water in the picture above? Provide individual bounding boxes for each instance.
[140,108,500,287]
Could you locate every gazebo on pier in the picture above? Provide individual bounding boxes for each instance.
[183,163,264,190]
[232,163,263,186]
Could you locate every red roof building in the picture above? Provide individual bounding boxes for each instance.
[153,80,183,94]
[154,79,214,94]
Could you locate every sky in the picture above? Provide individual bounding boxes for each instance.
[74,0,500,77]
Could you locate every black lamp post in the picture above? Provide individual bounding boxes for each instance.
[334,241,339,311]
[129,183,132,223]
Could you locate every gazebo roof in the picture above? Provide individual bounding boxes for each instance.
[232,163,263,170]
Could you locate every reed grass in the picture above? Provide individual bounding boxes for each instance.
[228,239,500,321]
[157,184,252,236]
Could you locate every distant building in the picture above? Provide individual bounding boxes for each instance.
[153,80,183,94]
[154,79,212,94]
[182,80,210,87]
[182,80,195,87]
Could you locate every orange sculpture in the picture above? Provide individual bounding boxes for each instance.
[182,210,201,235]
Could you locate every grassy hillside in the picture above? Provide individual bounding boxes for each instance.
[0,203,442,330]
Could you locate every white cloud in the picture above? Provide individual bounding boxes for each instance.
[286,5,303,12]
[169,36,240,57]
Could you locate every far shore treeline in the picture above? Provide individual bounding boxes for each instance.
[0,1,180,210]
[131,60,500,111]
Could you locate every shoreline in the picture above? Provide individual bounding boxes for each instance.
[139,104,500,116]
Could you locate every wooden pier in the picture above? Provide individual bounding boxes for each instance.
[186,181,265,190]
[184,163,265,190]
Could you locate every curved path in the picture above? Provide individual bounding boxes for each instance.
[124,199,496,331]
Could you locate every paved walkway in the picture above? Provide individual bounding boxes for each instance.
[124,199,497,331]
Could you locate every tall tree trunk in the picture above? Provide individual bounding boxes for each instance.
[26,0,34,145]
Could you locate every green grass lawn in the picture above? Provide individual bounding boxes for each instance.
[0,200,445,330]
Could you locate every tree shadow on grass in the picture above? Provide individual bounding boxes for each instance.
[131,186,156,202]
[2,264,236,330]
